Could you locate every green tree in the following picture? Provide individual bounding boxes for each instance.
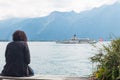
[91,38,120,80]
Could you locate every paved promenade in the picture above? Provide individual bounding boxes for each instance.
[0,75,91,80]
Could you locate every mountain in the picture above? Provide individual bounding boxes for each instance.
[0,2,120,41]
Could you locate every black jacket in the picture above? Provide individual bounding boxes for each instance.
[1,41,31,77]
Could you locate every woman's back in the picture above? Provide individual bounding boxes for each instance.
[6,41,29,64]
[2,41,30,77]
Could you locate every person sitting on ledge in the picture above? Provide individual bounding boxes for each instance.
[1,30,34,77]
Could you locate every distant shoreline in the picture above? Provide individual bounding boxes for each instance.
[0,40,56,42]
[0,39,56,41]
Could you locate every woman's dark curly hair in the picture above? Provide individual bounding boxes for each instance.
[12,30,27,42]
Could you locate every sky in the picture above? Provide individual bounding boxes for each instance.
[0,0,119,20]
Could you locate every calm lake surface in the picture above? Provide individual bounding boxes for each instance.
[0,41,110,77]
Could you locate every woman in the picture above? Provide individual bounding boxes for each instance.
[1,30,34,77]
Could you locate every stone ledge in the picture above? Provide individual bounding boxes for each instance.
[0,75,90,80]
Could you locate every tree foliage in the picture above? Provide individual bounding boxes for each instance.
[91,38,120,80]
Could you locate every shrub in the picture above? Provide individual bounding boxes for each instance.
[91,38,120,80]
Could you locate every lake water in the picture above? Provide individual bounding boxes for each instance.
[0,41,109,77]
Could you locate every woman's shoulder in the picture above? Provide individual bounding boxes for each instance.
[8,41,27,46]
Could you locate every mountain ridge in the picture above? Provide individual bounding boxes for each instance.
[0,2,120,41]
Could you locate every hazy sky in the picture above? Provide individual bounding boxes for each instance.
[0,0,119,20]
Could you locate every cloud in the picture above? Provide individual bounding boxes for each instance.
[0,0,119,20]
[51,0,118,12]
